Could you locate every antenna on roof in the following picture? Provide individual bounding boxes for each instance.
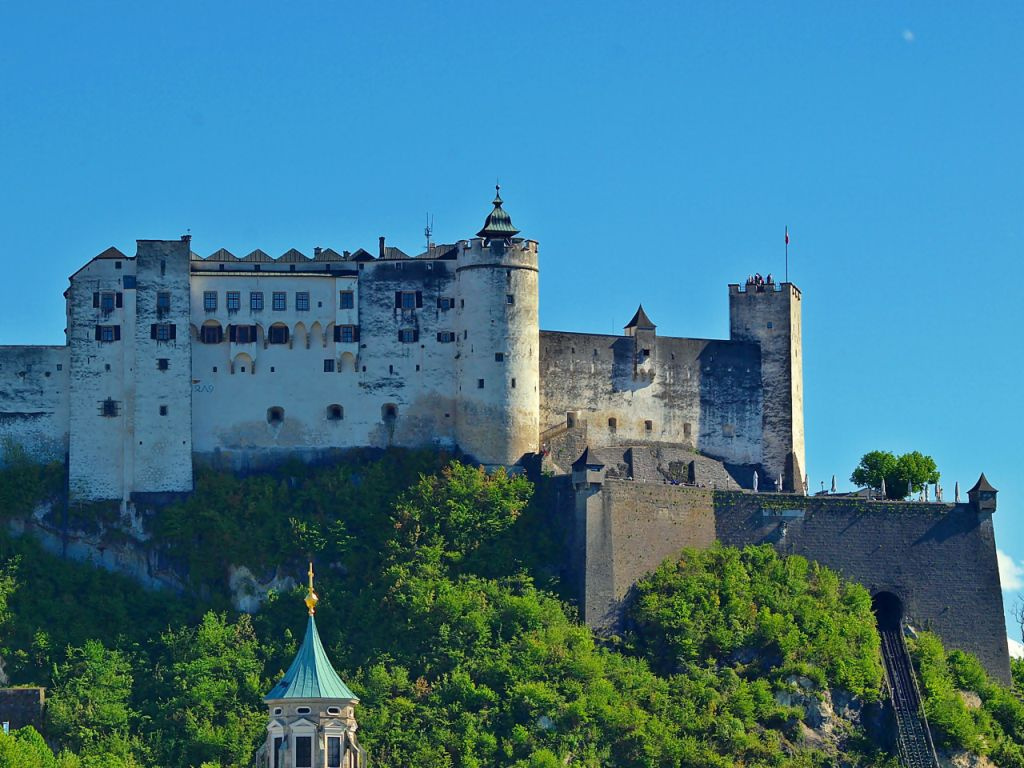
[424,213,434,251]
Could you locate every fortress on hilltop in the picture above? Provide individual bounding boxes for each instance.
[0,190,1011,685]
[0,188,804,501]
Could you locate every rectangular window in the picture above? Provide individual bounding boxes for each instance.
[295,736,312,768]
[250,291,264,311]
[122,275,136,289]
[151,323,176,342]
[437,331,455,343]
[511,377,516,388]
[101,398,119,417]
[230,325,257,344]
[398,329,418,343]
[157,358,169,370]
[506,294,515,305]
[226,291,240,312]
[340,290,354,309]
[296,292,310,311]
[273,737,283,768]
[159,405,168,415]
[327,736,342,768]
[95,325,121,342]
[437,297,454,310]
[273,291,286,311]
[99,292,116,314]
[335,325,358,343]
[323,359,335,372]
[157,292,171,312]
[395,290,422,310]
[495,352,504,362]
[203,291,217,311]
[477,379,485,388]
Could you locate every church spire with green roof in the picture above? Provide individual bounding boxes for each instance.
[265,563,357,702]
[261,564,365,768]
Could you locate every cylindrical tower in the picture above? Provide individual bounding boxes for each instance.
[454,188,540,465]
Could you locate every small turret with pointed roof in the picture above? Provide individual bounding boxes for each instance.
[262,564,365,767]
[624,305,656,335]
[476,184,520,241]
[967,473,998,513]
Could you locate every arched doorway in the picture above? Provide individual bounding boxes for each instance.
[872,591,903,632]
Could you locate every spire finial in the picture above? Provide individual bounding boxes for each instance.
[494,182,502,206]
[304,561,319,616]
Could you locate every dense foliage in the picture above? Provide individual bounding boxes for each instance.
[850,450,939,499]
[910,632,1024,766]
[0,450,1015,767]
[629,545,883,701]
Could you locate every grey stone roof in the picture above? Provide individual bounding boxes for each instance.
[206,248,237,262]
[278,248,310,263]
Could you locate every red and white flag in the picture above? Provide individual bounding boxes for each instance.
[785,227,790,245]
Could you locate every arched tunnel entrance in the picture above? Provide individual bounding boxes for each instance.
[872,591,903,632]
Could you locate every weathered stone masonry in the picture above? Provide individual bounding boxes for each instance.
[567,475,1011,684]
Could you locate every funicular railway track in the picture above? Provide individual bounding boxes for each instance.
[879,626,940,768]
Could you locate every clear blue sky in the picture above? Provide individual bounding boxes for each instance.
[1,2,1022,642]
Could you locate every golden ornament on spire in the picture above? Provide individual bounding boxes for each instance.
[304,561,319,616]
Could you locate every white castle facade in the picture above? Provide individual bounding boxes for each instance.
[0,191,805,501]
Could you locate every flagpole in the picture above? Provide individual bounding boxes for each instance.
[785,225,789,283]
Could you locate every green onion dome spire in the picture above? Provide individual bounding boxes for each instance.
[476,184,520,240]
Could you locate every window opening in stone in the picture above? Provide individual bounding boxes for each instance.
[101,398,119,417]
[327,404,343,420]
[268,324,289,345]
[608,417,617,430]
[382,403,397,420]
[494,352,504,362]
[159,405,168,416]
[157,358,169,370]
[323,359,335,373]
[267,407,284,424]
[477,379,484,388]
[645,420,653,432]
[327,736,342,768]
[295,735,312,768]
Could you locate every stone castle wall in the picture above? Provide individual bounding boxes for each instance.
[540,333,764,469]
[0,345,69,463]
[570,479,1011,684]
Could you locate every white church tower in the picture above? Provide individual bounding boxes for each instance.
[260,565,365,768]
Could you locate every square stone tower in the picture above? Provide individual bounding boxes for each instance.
[728,281,805,490]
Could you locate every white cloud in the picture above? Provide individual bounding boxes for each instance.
[902,29,915,43]
[998,549,1024,591]
[1010,637,1024,659]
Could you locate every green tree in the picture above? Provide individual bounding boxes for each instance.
[46,641,140,757]
[150,612,266,768]
[851,450,939,499]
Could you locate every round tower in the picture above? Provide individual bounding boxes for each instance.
[454,187,540,465]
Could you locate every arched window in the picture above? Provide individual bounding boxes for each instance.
[327,404,343,421]
[268,323,289,345]
[267,407,284,425]
[199,321,223,344]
